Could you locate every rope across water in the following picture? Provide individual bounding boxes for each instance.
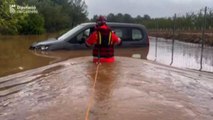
[85,63,101,120]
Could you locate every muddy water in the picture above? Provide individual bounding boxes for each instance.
[1,35,213,77]
[0,35,149,77]
[0,57,213,120]
[148,37,213,72]
[0,34,213,120]
[0,34,56,77]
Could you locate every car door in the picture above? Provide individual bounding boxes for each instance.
[65,27,95,50]
[129,28,145,47]
[112,27,145,47]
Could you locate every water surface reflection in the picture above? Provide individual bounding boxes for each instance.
[0,35,213,77]
[147,37,213,72]
[0,35,56,77]
[86,63,119,119]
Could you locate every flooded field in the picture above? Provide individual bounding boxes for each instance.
[0,35,148,77]
[0,35,213,77]
[148,37,213,72]
[1,35,213,120]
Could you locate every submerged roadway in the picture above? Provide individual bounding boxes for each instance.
[0,57,213,120]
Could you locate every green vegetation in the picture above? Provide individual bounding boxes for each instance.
[91,8,213,31]
[18,14,45,34]
[0,0,25,34]
[144,10,213,31]
[0,0,88,35]
[1,1,212,36]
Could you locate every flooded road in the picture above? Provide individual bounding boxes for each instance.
[1,35,213,119]
[0,35,148,77]
[1,35,213,77]
[0,57,213,120]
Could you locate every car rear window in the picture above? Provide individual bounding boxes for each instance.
[132,29,143,40]
[112,27,143,41]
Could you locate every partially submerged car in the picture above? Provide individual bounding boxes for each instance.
[29,22,149,51]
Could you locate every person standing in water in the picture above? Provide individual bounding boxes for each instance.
[86,16,121,63]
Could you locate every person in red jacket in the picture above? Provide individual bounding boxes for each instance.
[86,16,121,63]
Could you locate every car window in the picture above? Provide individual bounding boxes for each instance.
[57,25,84,41]
[112,28,131,41]
[68,27,94,44]
[112,27,144,41]
[113,29,123,38]
[132,29,143,40]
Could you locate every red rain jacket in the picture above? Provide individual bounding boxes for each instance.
[86,24,121,63]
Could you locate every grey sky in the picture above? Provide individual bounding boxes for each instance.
[85,0,212,18]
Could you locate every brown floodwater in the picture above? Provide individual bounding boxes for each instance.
[0,35,213,77]
[0,34,149,77]
[0,34,57,77]
[0,57,213,120]
[0,34,213,120]
[147,37,213,72]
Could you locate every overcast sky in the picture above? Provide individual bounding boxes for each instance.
[85,0,212,18]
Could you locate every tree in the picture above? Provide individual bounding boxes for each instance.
[18,14,45,34]
[1,0,89,35]
[33,0,88,32]
[91,15,98,22]
[143,14,151,20]
[123,13,134,23]
[107,13,115,22]
[68,0,88,27]
[135,15,143,23]
[0,0,26,34]
[0,0,45,35]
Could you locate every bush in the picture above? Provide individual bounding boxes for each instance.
[18,14,45,35]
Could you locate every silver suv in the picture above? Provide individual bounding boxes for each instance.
[29,22,149,51]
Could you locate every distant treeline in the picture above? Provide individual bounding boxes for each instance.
[1,0,212,35]
[0,0,88,35]
[91,8,213,31]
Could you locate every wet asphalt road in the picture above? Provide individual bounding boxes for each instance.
[0,57,213,120]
